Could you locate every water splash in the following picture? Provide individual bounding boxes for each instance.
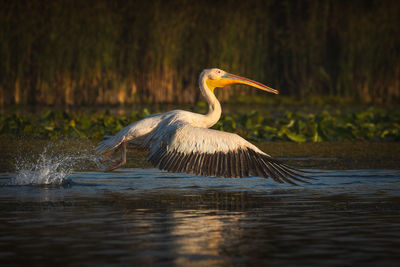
[10,141,103,186]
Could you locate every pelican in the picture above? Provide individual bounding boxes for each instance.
[96,68,312,185]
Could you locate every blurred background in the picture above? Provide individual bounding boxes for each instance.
[1,0,399,106]
[0,0,399,143]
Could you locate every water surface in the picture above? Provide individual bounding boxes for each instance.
[1,166,399,266]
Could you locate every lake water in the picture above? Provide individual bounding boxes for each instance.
[0,145,399,266]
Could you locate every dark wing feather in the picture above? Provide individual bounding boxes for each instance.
[145,123,314,185]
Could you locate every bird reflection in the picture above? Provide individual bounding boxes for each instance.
[119,192,251,265]
[171,209,244,266]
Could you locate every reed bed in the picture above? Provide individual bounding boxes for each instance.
[0,0,399,105]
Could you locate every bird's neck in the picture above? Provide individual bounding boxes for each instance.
[199,72,222,128]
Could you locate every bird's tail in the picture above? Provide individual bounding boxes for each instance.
[95,135,124,154]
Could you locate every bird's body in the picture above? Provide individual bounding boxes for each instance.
[96,68,313,185]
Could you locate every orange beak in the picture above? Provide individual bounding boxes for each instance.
[220,73,279,94]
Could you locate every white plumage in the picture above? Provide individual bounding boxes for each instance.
[96,68,313,185]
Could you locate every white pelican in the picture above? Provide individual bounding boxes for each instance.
[96,68,312,185]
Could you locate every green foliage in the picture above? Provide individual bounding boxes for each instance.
[1,107,399,142]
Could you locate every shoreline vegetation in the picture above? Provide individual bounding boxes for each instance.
[1,0,399,105]
[1,104,399,142]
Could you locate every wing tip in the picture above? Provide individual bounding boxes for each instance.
[249,148,317,185]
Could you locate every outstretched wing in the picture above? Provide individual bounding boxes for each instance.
[145,122,313,185]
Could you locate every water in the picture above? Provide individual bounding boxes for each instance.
[9,142,104,186]
[0,147,400,266]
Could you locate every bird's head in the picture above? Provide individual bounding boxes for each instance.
[202,68,278,94]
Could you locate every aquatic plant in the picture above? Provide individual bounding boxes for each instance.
[1,107,399,142]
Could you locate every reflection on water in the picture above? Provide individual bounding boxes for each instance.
[0,169,399,266]
[170,210,244,266]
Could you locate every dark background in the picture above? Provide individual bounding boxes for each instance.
[0,0,399,105]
